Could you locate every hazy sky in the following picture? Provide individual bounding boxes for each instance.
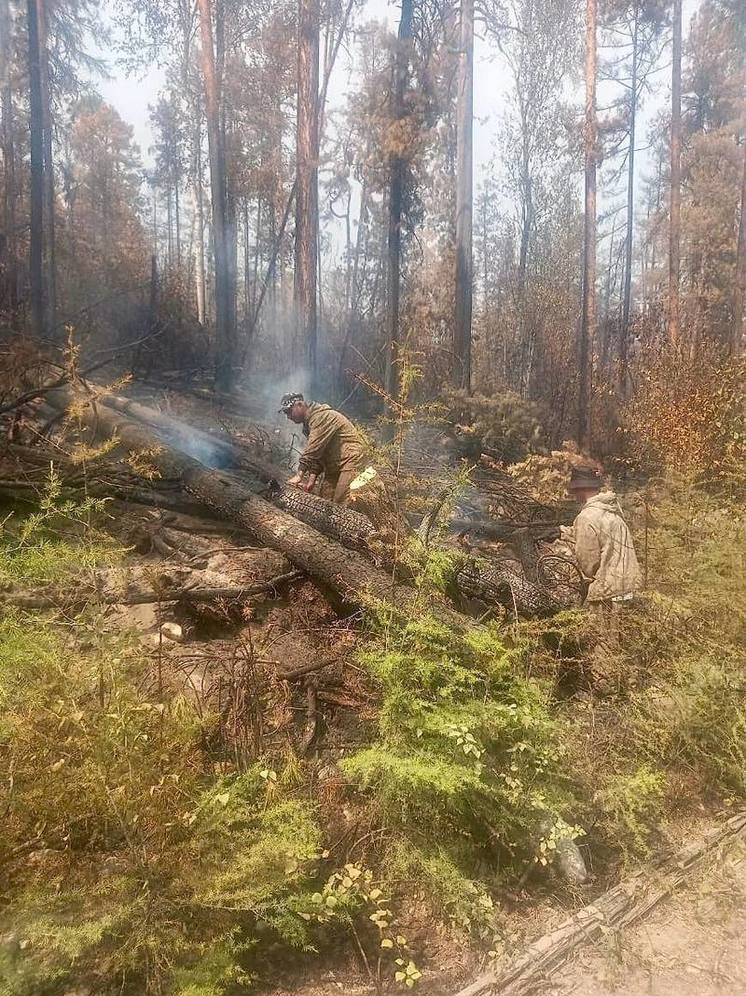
[94,0,701,224]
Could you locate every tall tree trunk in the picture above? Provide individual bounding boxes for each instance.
[453,0,474,391]
[668,0,682,348]
[197,0,234,390]
[621,1,639,392]
[193,121,207,325]
[578,0,597,452]
[384,0,413,404]
[26,0,44,338]
[37,0,56,337]
[243,199,251,320]
[166,185,173,265]
[175,181,181,266]
[252,196,262,317]
[732,144,746,357]
[1,11,17,315]
[295,0,320,381]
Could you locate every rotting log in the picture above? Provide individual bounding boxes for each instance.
[452,808,746,996]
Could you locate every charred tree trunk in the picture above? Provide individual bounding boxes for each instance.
[1,2,17,315]
[621,0,639,392]
[295,0,320,380]
[193,178,206,324]
[732,143,746,357]
[668,0,682,349]
[26,0,44,338]
[45,386,406,607]
[197,0,235,391]
[578,0,597,452]
[175,181,181,266]
[37,0,56,337]
[453,0,474,391]
[384,0,413,405]
[192,109,207,325]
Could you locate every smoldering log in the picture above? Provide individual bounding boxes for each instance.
[41,387,571,618]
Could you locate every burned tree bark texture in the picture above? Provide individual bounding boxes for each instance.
[0,0,16,315]
[578,0,596,452]
[26,0,44,339]
[384,0,413,404]
[37,0,55,337]
[453,0,474,391]
[621,0,639,388]
[295,0,320,378]
[197,0,235,392]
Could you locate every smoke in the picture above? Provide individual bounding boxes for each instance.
[247,366,313,471]
[169,429,229,469]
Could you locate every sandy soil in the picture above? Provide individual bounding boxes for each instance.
[533,841,746,996]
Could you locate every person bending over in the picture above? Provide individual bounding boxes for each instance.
[279,392,367,505]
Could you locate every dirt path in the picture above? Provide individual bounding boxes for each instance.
[534,841,746,996]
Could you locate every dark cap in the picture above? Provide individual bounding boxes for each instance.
[568,466,602,491]
[278,392,304,413]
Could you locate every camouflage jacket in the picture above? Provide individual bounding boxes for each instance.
[299,403,366,477]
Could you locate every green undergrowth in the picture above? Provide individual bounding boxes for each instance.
[0,610,330,994]
[1,474,744,992]
[0,468,120,585]
[340,608,579,916]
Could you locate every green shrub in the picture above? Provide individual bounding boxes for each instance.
[0,468,120,585]
[341,614,571,876]
[593,766,666,859]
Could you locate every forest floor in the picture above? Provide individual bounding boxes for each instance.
[531,838,746,996]
[2,372,744,996]
[262,824,746,996]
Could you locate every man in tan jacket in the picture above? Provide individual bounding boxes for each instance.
[561,467,642,606]
[279,392,367,505]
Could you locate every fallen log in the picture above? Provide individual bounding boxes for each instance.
[42,387,570,617]
[44,386,412,608]
[98,394,378,548]
[1,574,302,610]
[0,563,303,610]
[452,808,746,996]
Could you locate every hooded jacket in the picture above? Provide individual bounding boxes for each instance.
[561,491,643,603]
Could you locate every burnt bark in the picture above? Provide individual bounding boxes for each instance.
[295,0,320,378]
[37,0,55,336]
[453,0,474,391]
[384,0,413,405]
[621,0,639,391]
[197,0,235,391]
[578,0,597,452]
[26,0,44,338]
[668,0,682,348]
